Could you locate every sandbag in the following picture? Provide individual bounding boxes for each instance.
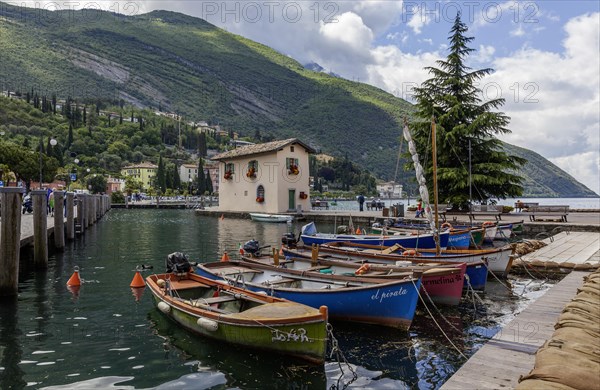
[552,328,600,346]
[538,340,600,364]
[519,365,599,390]
[516,378,577,390]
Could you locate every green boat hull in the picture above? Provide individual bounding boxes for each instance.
[151,295,328,363]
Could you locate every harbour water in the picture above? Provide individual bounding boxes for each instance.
[322,197,600,212]
[0,209,556,389]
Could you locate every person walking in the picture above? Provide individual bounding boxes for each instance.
[358,194,365,212]
[48,190,55,217]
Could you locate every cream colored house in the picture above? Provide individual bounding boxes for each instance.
[212,138,314,213]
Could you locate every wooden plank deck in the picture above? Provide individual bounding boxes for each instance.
[441,270,589,389]
[441,230,599,389]
[520,231,599,266]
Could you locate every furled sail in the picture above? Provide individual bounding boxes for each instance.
[402,121,435,232]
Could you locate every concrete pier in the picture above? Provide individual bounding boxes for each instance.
[31,189,48,268]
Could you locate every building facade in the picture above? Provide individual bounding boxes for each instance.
[120,162,158,190]
[377,181,403,198]
[212,138,314,213]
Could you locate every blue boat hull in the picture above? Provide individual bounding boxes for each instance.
[464,262,488,290]
[301,231,449,250]
[195,267,421,329]
[448,231,471,250]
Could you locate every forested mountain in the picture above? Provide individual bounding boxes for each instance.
[0,3,596,197]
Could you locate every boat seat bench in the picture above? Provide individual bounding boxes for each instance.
[265,278,297,285]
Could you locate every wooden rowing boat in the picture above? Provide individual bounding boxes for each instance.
[195,260,422,329]
[147,272,328,363]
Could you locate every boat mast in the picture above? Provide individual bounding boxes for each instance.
[431,116,440,256]
[469,138,472,221]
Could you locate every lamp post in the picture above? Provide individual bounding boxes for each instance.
[188,177,192,195]
[39,136,57,189]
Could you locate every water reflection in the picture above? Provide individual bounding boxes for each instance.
[147,310,327,389]
[0,297,26,389]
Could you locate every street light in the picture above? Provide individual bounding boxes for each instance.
[39,136,57,189]
[188,177,192,195]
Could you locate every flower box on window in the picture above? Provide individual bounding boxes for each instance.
[256,197,264,203]
[224,171,233,180]
[288,164,299,175]
[299,192,308,199]
[246,167,256,178]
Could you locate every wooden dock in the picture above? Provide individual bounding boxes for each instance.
[441,232,598,389]
[519,231,599,267]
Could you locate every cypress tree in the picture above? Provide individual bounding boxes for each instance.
[205,173,213,195]
[198,133,207,157]
[156,155,166,192]
[119,111,123,124]
[411,13,525,208]
[52,94,57,114]
[173,164,181,190]
[67,123,73,148]
[83,106,87,125]
[197,159,206,195]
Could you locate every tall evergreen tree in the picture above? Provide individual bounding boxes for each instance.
[198,133,207,157]
[67,123,73,148]
[51,94,57,114]
[83,106,87,125]
[197,159,206,195]
[156,155,166,192]
[205,173,213,195]
[172,164,181,190]
[411,13,525,208]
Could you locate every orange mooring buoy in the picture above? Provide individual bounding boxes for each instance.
[66,267,81,287]
[239,243,244,255]
[221,251,230,262]
[130,271,146,288]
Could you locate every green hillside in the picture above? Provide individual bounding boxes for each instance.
[0,3,597,197]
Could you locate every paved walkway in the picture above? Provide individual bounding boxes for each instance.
[18,213,59,247]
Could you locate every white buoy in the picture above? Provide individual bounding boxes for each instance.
[157,301,171,314]
[197,317,218,331]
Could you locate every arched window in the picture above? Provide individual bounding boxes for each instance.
[256,185,265,203]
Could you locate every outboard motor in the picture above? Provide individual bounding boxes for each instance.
[243,240,261,257]
[281,233,298,248]
[166,252,191,274]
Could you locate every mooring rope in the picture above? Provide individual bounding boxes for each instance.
[419,282,462,334]
[411,280,468,360]
[327,323,357,390]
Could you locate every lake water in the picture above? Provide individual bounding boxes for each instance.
[324,197,600,212]
[0,209,555,389]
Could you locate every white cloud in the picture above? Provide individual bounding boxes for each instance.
[484,12,600,194]
[407,4,436,34]
[510,25,526,36]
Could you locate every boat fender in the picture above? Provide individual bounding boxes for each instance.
[441,222,453,230]
[256,291,268,295]
[197,317,219,331]
[355,263,371,275]
[402,249,420,257]
[156,279,166,288]
[157,301,171,314]
[482,221,495,227]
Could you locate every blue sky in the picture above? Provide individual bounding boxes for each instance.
[23,1,600,194]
